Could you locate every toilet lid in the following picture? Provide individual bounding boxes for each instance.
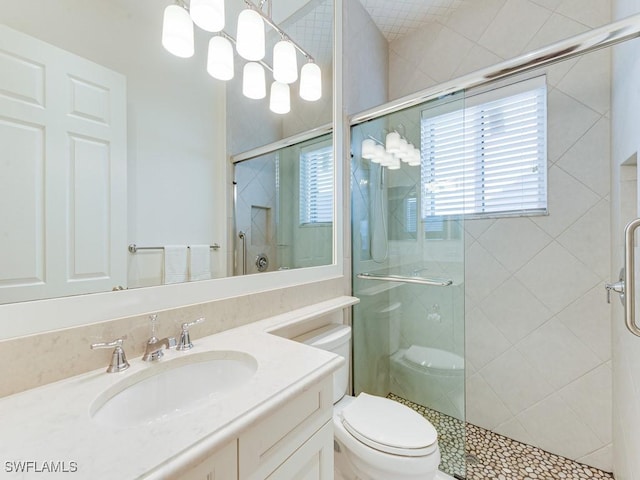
[340,393,438,457]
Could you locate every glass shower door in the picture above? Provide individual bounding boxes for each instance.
[351,95,466,478]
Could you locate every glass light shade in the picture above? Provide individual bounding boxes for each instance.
[162,5,194,58]
[386,131,401,153]
[207,36,234,80]
[242,62,266,99]
[236,10,265,61]
[388,155,402,170]
[408,149,421,166]
[371,144,386,163]
[190,0,225,32]
[361,139,377,159]
[398,138,409,157]
[299,62,322,101]
[400,145,415,163]
[269,81,290,114]
[273,40,298,84]
[380,152,395,166]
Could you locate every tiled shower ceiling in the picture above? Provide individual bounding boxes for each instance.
[359,0,466,41]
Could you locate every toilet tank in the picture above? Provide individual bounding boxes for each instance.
[294,324,351,404]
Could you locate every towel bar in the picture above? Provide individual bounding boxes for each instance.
[128,244,220,253]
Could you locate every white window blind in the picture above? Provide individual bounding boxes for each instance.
[421,76,547,219]
[299,142,333,224]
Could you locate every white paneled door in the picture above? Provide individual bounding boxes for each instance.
[0,25,126,303]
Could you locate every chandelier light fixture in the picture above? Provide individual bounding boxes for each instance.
[161,0,322,115]
[162,4,195,58]
[361,131,421,169]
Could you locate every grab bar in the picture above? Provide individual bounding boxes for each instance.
[357,273,453,287]
[238,231,247,275]
[624,219,640,336]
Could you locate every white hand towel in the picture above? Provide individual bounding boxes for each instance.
[189,245,211,281]
[164,245,188,284]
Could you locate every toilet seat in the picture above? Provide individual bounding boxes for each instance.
[340,393,438,457]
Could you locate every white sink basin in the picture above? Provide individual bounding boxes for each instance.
[90,351,258,427]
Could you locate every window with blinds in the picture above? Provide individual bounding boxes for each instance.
[421,76,547,219]
[299,142,333,225]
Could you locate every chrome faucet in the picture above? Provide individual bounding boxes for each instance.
[91,337,130,373]
[142,314,176,361]
[142,335,177,361]
[177,317,205,351]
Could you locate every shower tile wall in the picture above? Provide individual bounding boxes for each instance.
[385,0,613,471]
[235,156,278,274]
[611,0,640,476]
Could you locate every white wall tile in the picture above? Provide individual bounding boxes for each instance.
[478,0,552,59]
[464,218,497,240]
[517,318,602,389]
[444,0,507,42]
[493,417,535,445]
[577,443,613,473]
[516,242,600,314]
[465,242,511,303]
[546,89,601,164]
[452,44,503,77]
[413,24,475,84]
[466,373,513,429]
[388,51,438,101]
[517,392,603,459]
[557,285,612,362]
[466,305,513,369]
[557,198,611,279]
[557,49,612,115]
[477,217,552,273]
[481,347,555,414]
[529,0,563,10]
[556,0,612,27]
[532,166,600,238]
[556,117,611,198]
[480,277,552,343]
[559,362,612,444]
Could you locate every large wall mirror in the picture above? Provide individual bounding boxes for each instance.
[0,0,340,338]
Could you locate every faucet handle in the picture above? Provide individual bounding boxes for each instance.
[177,317,205,351]
[91,337,130,373]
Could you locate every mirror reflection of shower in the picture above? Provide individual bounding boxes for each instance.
[371,165,388,263]
[362,129,422,264]
[232,131,334,275]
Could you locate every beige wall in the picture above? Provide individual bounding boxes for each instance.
[388,0,613,470]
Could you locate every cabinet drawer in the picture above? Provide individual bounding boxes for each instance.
[266,421,333,480]
[179,440,238,480]
[239,376,332,480]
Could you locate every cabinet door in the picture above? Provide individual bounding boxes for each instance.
[180,440,238,480]
[266,422,333,480]
[239,376,332,480]
[0,25,127,304]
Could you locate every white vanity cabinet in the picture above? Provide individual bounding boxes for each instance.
[181,440,238,480]
[182,376,334,480]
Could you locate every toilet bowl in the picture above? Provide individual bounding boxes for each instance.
[295,324,443,480]
[390,345,465,420]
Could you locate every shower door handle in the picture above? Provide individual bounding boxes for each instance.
[238,231,247,275]
[623,218,640,337]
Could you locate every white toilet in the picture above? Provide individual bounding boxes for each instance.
[296,324,442,480]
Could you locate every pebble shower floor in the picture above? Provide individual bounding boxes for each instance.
[387,394,614,480]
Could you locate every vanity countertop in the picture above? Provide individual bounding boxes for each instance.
[0,296,358,479]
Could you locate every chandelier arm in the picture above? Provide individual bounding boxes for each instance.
[242,0,315,63]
